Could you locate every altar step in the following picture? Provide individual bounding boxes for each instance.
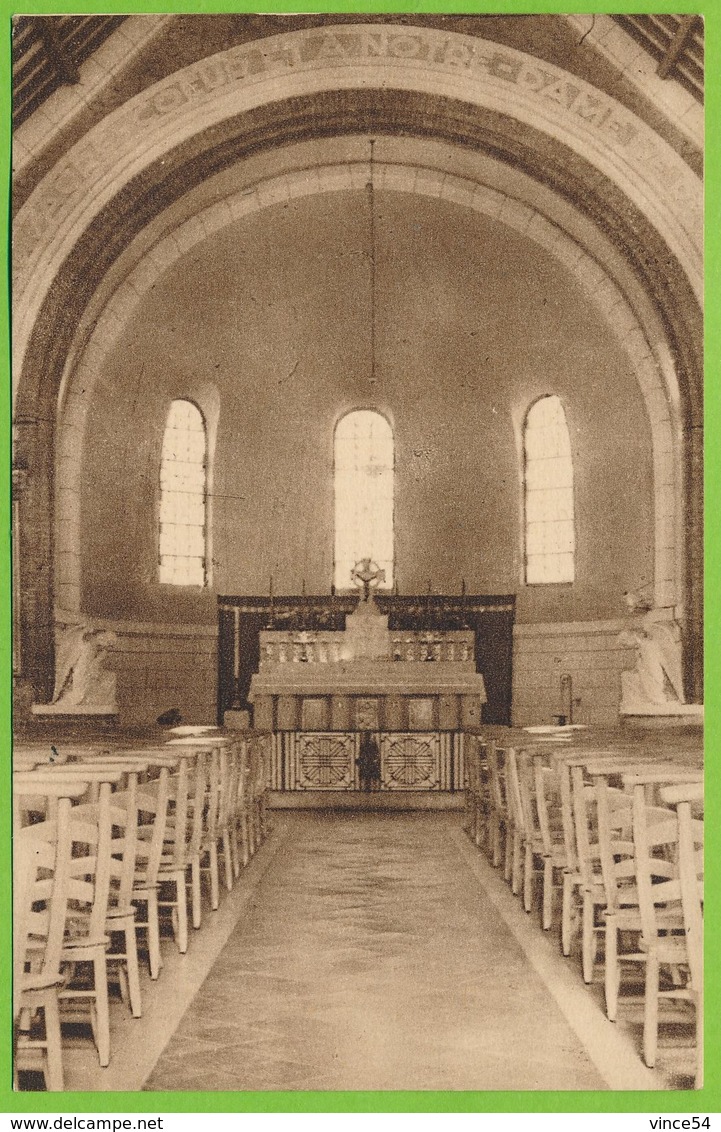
[268,790,464,811]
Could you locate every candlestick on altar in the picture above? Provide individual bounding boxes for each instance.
[461,578,466,596]
[301,579,306,596]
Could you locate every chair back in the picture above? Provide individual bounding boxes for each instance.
[631,784,684,950]
[14,800,73,1017]
[64,781,114,947]
[203,745,222,843]
[188,750,209,856]
[659,782,704,993]
[594,776,637,915]
[505,748,526,838]
[216,744,233,832]
[571,764,602,891]
[105,771,141,912]
[487,742,509,821]
[465,735,479,798]
[237,738,251,808]
[532,755,564,859]
[165,758,192,868]
[134,767,171,889]
[225,742,244,827]
[250,735,268,798]
[551,754,579,873]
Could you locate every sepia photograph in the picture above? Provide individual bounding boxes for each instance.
[10,8,704,1101]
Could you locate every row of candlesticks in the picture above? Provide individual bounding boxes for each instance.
[263,638,474,665]
[267,578,466,595]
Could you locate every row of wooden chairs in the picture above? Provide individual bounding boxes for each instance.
[13,731,271,1091]
[465,737,703,1086]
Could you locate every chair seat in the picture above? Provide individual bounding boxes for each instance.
[106,904,136,920]
[604,908,642,929]
[159,854,195,870]
[61,934,109,953]
[20,973,66,993]
[133,878,159,892]
[640,937,689,963]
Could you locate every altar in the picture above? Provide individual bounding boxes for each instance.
[248,590,486,793]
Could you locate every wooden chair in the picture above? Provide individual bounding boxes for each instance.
[486,742,511,874]
[64,757,155,1017]
[594,775,647,1022]
[230,738,252,875]
[216,741,237,893]
[570,764,607,984]
[57,778,115,1067]
[104,768,145,1018]
[13,773,89,828]
[90,749,182,979]
[157,748,207,952]
[463,734,482,845]
[559,751,659,968]
[71,752,179,980]
[199,742,235,909]
[594,765,700,1027]
[20,767,121,1068]
[545,753,584,956]
[132,765,173,979]
[14,800,75,1091]
[660,782,704,1088]
[248,734,270,852]
[504,748,529,898]
[632,782,701,1071]
[525,752,572,932]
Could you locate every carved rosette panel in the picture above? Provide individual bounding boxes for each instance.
[296,732,356,790]
[381,733,440,790]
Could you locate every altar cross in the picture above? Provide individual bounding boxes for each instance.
[351,558,386,602]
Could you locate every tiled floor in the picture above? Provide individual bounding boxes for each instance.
[144,812,610,1091]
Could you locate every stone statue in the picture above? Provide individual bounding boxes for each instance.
[52,620,117,709]
[618,610,685,710]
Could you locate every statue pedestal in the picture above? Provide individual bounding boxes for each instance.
[620,702,704,730]
[29,703,118,734]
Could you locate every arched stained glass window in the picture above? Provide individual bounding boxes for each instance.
[524,395,575,584]
[159,399,207,586]
[334,410,394,591]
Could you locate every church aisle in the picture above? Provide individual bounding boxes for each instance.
[144,812,609,1092]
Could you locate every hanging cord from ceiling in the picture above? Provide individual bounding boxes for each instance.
[366,138,377,389]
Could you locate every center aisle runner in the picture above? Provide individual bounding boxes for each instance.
[145,812,605,1091]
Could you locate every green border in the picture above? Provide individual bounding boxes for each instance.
[1,0,715,1115]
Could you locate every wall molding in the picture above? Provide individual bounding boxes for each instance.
[78,616,218,640]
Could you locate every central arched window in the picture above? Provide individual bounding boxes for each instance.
[334,410,394,591]
[158,399,207,586]
[524,395,575,584]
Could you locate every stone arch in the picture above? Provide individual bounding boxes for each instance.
[13,24,701,383]
[12,24,702,699]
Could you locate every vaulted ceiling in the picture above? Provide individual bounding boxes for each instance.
[12,13,704,132]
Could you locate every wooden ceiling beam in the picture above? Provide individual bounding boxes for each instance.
[657,14,699,79]
[36,16,80,85]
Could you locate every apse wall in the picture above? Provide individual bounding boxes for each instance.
[77,189,654,725]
